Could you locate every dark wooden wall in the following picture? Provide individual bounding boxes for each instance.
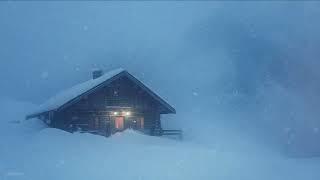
[49,76,162,135]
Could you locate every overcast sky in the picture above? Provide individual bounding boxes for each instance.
[1,1,320,147]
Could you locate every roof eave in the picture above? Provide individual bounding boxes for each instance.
[123,71,176,115]
[25,110,55,120]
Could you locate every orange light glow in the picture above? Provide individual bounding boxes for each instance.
[115,117,124,129]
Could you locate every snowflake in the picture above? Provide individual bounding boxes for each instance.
[75,67,80,71]
[63,55,69,60]
[284,127,291,133]
[55,160,65,167]
[41,71,49,79]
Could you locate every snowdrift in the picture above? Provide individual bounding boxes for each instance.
[1,99,320,180]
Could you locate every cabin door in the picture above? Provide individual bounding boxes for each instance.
[114,116,124,131]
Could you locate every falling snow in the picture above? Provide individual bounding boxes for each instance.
[40,71,49,80]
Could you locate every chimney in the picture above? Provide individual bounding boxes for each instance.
[92,69,103,79]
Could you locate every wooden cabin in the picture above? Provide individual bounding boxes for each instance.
[26,68,177,137]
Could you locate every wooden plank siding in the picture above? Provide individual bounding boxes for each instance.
[50,76,162,136]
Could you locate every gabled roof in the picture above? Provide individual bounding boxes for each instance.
[26,68,175,119]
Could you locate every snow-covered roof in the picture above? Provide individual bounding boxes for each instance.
[27,68,175,119]
[28,68,125,117]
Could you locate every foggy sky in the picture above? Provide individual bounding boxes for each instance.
[1,2,320,149]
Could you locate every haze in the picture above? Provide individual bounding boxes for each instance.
[1,1,320,153]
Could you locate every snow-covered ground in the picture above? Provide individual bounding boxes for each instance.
[1,99,320,180]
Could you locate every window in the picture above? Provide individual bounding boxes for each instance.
[113,90,119,96]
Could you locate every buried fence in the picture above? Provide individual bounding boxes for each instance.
[153,129,183,140]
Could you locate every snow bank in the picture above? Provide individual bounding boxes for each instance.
[1,98,320,180]
[0,98,46,137]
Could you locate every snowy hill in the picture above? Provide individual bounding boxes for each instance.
[1,99,320,180]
